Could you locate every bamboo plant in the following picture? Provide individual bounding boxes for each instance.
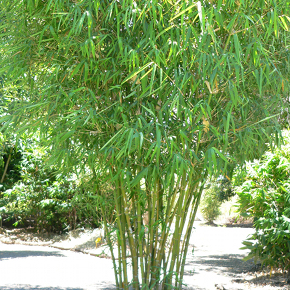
[0,0,289,289]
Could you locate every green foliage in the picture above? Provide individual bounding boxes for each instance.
[200,183,222,223]
[1,180,72,231]
[0,0,289,289]
[236,132,290,270]
[0,136,109,233]
[0,177,106,232]
[242,212,290,271]
[215,175,235,202]
[235,133,290,219]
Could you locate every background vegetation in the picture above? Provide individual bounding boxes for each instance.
[199,182,222,223]
[0,134,114,232]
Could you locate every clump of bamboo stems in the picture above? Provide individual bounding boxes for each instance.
[100,166,206,290]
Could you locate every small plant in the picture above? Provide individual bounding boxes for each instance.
[200,183,222,223]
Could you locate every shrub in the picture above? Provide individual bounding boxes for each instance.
[235,139,290,220]
[235,132,290,271]
[0,138,114,233]
[242,211,290,271]
[200,183,222,223]
[0,177,109,232]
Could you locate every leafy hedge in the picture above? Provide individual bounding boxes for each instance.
[235,132,290,271]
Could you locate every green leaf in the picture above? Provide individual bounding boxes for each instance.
[49,26,58,40]
[71,62,84,78]
[131,167,148,187]
[58,130,75,143]
[121,62,153,85]
[169,4,197,22]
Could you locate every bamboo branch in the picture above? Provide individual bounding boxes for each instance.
[1,147,13,184]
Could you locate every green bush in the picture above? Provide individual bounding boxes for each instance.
[0,177,108,232]
[1,180,73,231]
[235,141,290,220]
[200,183,222,223]
[242,212,290,271]
[235,132,290,271]
[0,137,114,233]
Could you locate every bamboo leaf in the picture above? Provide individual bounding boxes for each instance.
[139,132,144,149]
[212,147,227,163]
[70,62,84,78]
[121,62,153,85]
[49,26,58,40]
[149,64,157,93]
[141,105,155,117]
[169,4,197,22]
[279,16,289,31]
[233,34,241,62]
[58,130,75,143]
[156,25,175,40]
[131,167,148,187]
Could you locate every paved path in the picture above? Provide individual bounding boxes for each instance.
[0,244,116,290]
[0,225,255,290]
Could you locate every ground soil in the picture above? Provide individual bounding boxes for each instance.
[0,219,289,290]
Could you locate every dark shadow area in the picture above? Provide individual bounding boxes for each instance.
[221,223,253,228]
[250,272,290,288]
[0,284,117,290]
[200,221,254,228]
[0,286,83,290]
[233,271,290,288]
[185,253,290,289]
[185,254,253,277]
[0,250,65,261]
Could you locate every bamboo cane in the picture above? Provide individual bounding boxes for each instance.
[179,181,206,285]
[168,182,184,286]
[146,176,157,288]
[120,181,139,290]
[114,177,129,289]
[100,206,119,288]
[174,177,193,288]
[1,148,12,183]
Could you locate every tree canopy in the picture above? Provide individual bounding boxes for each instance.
[0,0,289,289]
